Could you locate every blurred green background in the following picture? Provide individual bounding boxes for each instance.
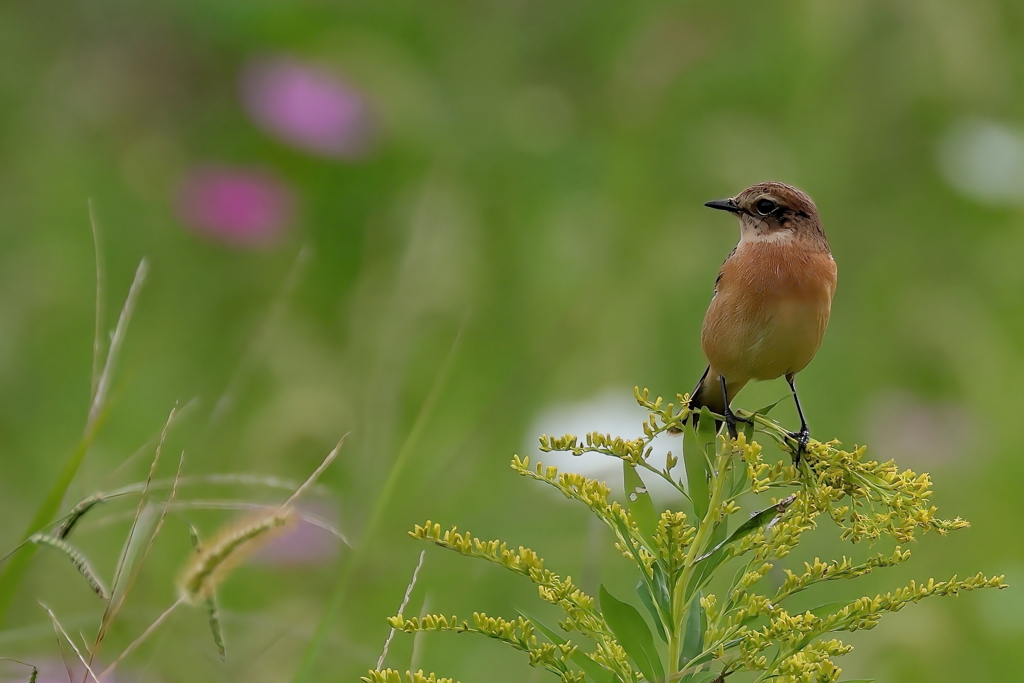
[1,1,1022,681]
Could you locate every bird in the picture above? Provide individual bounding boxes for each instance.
[689,181,837,456]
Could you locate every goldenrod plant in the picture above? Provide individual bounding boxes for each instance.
[366,388,1004,683]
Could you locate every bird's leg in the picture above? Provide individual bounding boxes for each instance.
[718,375,750,439]
[786,374,810,462]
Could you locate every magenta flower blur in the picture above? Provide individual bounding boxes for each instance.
[175,166,295,247]
[240,56,373,159]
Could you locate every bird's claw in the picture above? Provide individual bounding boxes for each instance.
[723,410,752,440]
[787,428,810,464]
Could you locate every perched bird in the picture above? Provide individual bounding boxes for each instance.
[690,182,837,454]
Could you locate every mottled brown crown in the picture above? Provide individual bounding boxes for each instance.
[733,182,819,221]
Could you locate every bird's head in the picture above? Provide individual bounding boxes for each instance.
[705,182,828,249]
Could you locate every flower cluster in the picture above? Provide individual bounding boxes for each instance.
[407,520,631,678]
[383,613,584,681]
[362,669,459,683]
[373,388,1004,682]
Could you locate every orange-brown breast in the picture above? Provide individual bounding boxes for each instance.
[701,241,836,385]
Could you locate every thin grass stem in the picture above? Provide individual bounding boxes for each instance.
[92,404,176,653]
[41,604,102,683]
[295,318,465,683]
[376,550,426,669]
[87,199,104,401]
[209,245,310,427]
[97,597,185,680]
[0,259,148,626]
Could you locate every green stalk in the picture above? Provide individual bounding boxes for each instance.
[668,443,731,676]
[667,629,681,680]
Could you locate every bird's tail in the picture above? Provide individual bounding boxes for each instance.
[669,367,721,434]
[686,366,747,431]
[688,366,726,419]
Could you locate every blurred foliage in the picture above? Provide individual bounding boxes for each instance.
[0,1,1022,682]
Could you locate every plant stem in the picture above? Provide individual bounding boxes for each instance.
[667,628,682,680]
[668,441,731,675]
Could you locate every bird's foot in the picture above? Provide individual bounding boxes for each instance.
[723,409,752,440]
[787,427,810,464]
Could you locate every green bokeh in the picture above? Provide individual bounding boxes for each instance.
[0,1,1020,681]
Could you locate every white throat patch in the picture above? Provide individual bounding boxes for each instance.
[740,224,796,244]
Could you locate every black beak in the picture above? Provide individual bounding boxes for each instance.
[704,198,741,213]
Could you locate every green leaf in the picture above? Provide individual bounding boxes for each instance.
[683,423,710,521]
[600,585,665,683]
[686,495,782,602]
[679,649,720,679]
[685,548,728,602]
[694,494,798,563]
[650,562,672,617]
[753,397,787,416]
[679,674,716,683]
[608,513,659,599]
[636,581,668,643]
[726,456,749,499]
[623,461,658,543]
[708,517,729,548]
[836,680,875,683]
[517,609,618,683]
[608,511,675,649]
[696,407,718,463]
[679,594,704,669]
[685,510,732,601]
[741,417,755,444]
[681,641,739,683]
[728,563,751,593]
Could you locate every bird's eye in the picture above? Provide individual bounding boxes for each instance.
[755,198,777,215]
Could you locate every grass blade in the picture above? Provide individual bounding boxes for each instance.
[0,259,148,625]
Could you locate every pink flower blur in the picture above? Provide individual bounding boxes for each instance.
[175,166,295,247]
[253,504,341,567]
[240,56,373,159]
